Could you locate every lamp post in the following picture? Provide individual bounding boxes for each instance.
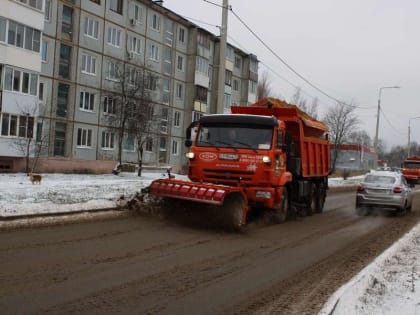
[373,86,400,154]
[408,116,420,157]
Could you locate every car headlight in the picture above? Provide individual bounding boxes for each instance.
[185,152,195,159]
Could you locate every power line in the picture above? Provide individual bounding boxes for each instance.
[380,108,405,135]
[229,7,373,110]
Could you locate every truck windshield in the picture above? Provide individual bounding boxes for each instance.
[404,162,420,169]
[196,125,273,149]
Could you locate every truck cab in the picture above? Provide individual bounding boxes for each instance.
[402,156,420,185]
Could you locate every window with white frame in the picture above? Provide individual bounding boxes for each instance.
[77,128,92,147]
[192,111,203,122]
[109,0,123,14]
[81,54,96,75]
[5,20,41,52]
[174,111,181,127]
[84,17,99,39]
[16,0,43,10]
[178,27,185,43]
[148,42,160,61]
[41,40,47,62]
[226,46,234,61]
[3,66,38,96]
[171,140,179,155]
[79,91,95,111]
[196,56,209,75]
[150,13,161,31]
[249,80,257,93]
[250,59,258,73]
[107,27,121,47]
[145,137,153,152]
[44,0,51,21]
[163,47,172,74]
[176,55,184,72]
[101,131,115,149]
[162,78,170,104]
[103,96,116,115]
[146,74,157,91]
[129,36,142,55]
[133,4,143,23]
[161,107,168,133]
[0,113,34,138]
[224,93,231,110]
[234,55,242,69]
[175,82,183,99]
[107,61,119,81]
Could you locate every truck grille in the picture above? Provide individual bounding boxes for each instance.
[203,169,254,184]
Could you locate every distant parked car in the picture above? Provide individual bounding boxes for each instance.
[355,170,414,215]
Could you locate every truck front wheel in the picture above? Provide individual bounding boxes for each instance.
[273,187,289,223]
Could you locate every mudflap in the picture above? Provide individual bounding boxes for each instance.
[145,178,249,229]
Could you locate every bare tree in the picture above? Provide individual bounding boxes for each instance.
[257,70,272,100]
[104,61,160,174]
[323,102,360,172]
[290,87,318,119]
[9,100,50,174]
[347,130,372,147]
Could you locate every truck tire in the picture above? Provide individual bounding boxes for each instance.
[315,183,326,213]
[307,184,317,216]
[273,187,289,223]
[222,193,246,231]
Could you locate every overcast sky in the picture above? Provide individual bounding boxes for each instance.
[164,0,420,151]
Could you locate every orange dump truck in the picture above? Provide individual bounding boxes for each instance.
[147,98,331,228]
[402,156,420,185]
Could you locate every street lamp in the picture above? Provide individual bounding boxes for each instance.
[374,86,400,153]
[408,116,420,157]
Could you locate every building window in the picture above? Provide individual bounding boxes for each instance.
[101,131,114,149]
[148,43,160,61]
[44,0,51,21]
[175,82,183,99]
[38,82,44,100]
[80,91,95,111]
[84,17,99,39]
[250,59,258,73]
[103,96,116,115]
[124,133,135,151]
[41,40,47,62]
[0,17,6,42]
[107,27,121,47]
[197,31,210,49]
[146,74,157,91]
[57,83,69,117]
[233,79,239,91]
[5,20,40,52]
[171,140,179,155]
[62,6,73,36]
[24,27,41,52]
[174,111,181,127]
[162,78,170,104]
[145,138,153,152]
[192,111,203,122]
[90,0,100,4]
[109,0,123,14]
[224,93,231,110]
[226,46,234,61]
[133,4,143,23]
[195,86,207,103]
[161,107,168,134]
[18,115,34,138]
[129,36,142,54]
[178,27,185,43]
[165,20,173,46]
[3,67,37,96]
[54,122,66,156]
[18,0,43,10]
[107,61,119,81]
[249,80,257,94]
[77,128,93,147]
[225,70,232,86]
[150,13,161,31]
[176,55,184,72]
[196,56,209,75]
[81,54,96,75]
[59,44,71,79]
[0,113,33,137]
[8,21,24,48]
[234,56,242,69]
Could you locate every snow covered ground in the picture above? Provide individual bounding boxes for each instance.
[0,172,419,314]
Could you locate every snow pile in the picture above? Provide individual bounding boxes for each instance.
[319,223,420,315]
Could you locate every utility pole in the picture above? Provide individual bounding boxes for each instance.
[216,0,228,114]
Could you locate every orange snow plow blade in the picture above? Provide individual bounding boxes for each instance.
[148,179,241,205]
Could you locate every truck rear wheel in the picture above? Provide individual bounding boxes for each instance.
[315,183,326,213]
[273,187,289,223]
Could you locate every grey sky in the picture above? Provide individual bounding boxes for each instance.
[164,0,420,150]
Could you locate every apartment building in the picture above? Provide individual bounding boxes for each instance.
[0,0,44,172]
[0,0,259,173]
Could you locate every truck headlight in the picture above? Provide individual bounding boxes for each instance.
[185,152,195,159]
[262,156,271,164]
[256,191,271,199]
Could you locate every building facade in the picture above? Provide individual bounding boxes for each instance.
[332,144,377,171]
[0,0,258,173]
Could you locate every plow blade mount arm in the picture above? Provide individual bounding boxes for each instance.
[148,178,243,206]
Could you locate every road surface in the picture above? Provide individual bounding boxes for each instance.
[1,190,419,315]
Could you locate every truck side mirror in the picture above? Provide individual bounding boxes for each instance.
[185,139,192,147]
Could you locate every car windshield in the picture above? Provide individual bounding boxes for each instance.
[196,125,273,150]
[364,175,396,184]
